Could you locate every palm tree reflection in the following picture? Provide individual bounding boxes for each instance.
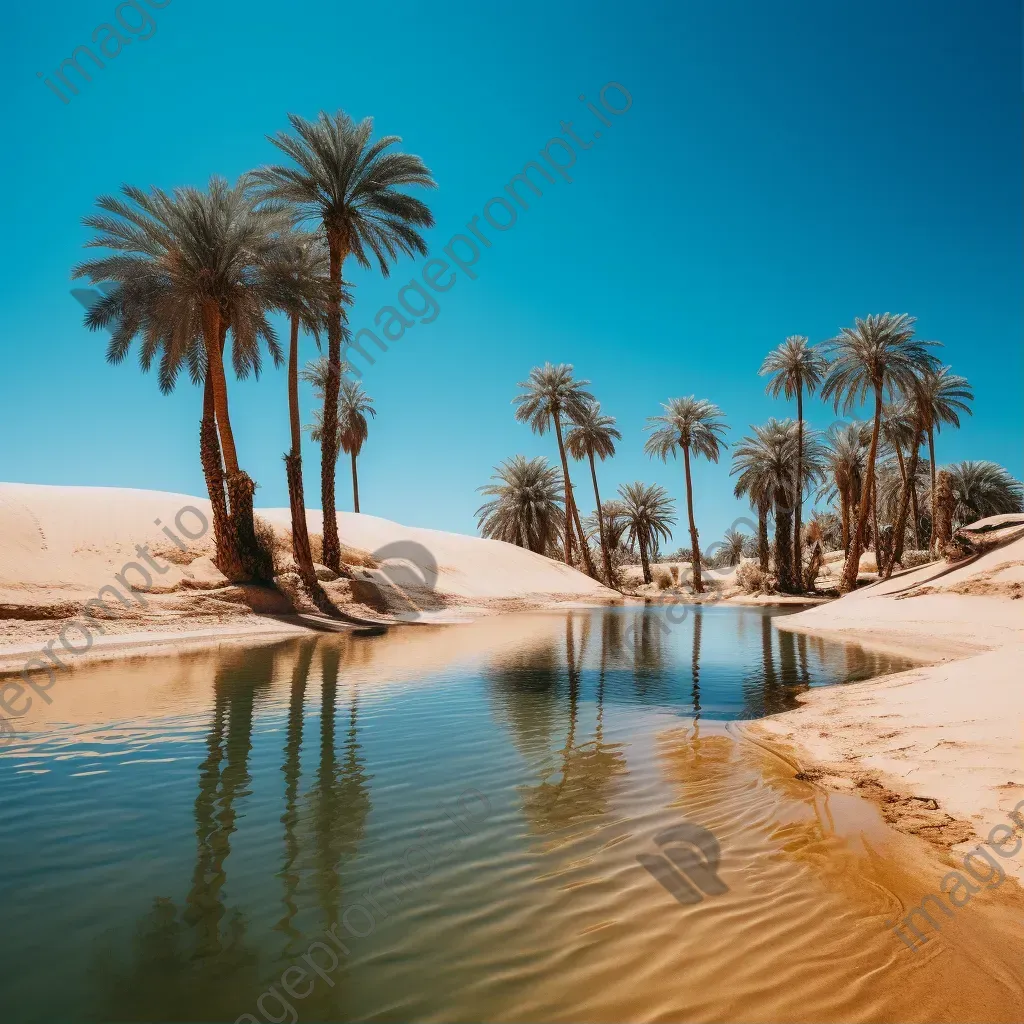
[274,639,316,954]
[514,614,628,836]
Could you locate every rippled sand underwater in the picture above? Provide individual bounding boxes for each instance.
[1,607,1022,1022]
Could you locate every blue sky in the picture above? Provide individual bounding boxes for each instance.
[3,0,1021,548]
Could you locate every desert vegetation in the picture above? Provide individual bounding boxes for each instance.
[477,316,1022,595]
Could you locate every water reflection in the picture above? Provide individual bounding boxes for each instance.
[5,605,919,1024]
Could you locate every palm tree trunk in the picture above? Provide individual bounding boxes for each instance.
[774,490,794,593]
[682,446,703,594]
[884,428,922,579]
[794,386,804,586]
[840,487,850,556]
[199,375,245,581]
[202,301,266,581]
[320,238,347,576]
[872,475,880,557]
[757,499,770,572]
[927,424,938,554]
[350,451,360,514]
[638,532,652,585]
[553,414,596,578]
[588,452,612,586]
[841,386,883,592]
[285,316,338,617]
[911,476,921,549]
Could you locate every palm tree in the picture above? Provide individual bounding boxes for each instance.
[732,420,799,590]
[819,422,869,555]
[476,455,566,555]
[513,363,596,576]
[932,461,1023,529]
[255,111,436,575]
[644,397,728,594]
[260,231,342,613]
[565,402,621,585]
[616,482,677,585]
[822,314,939,592]
[304,370,376,516]
[915,367,974,552]
[583,501,630,553]
[74,176,289,581]
[305,357,377,515]
[338,379,375,514]
[759,336,828,575]
[716,527,748,568]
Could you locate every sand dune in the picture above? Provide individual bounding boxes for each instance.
[0,482,616,659]
[753,516,1024,875]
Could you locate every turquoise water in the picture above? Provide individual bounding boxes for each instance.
[0,606,917,1023]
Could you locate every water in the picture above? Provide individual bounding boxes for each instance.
[2,606,1022,1023]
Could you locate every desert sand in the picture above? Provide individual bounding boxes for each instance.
[0,482,617,669]
[751,515,1024,876]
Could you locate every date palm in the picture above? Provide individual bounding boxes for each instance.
[932,461,1023,529]
[759,336,828,575]
[566,402,621,586]
[255,110,436,575]
[716,527,748,568]
[818,422,870,555]
[513,363,597,577]
[74,176,289,581]
[644,397,728,593]
[915,367,974,552]
[617,482,677,585]
[732,420,800,589]
[476,455,566,555]
[302,360,375,513]
[822,314,939,591]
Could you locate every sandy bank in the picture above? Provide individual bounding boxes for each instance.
[0,482,617,662]
[751,517,1024,877]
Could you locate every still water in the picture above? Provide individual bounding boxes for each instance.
[2,606,1022,1023]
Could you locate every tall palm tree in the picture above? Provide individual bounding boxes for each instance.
[74,176,289,581]
[616,482,677,585]
[565,402,621,585]
[822,314,938,592]
[255,111,436,575]
[915,367,974,552]
[644,397,728,594]
[759,336,828,575]
[513,363,596,576]
[261,232,341,613]
[476,455,566,555]
[932,461,1023,529]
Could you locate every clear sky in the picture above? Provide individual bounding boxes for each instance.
[3,0,1021,549]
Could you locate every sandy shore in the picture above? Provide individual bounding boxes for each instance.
[750,517,1024,878]
[0,482,619,666]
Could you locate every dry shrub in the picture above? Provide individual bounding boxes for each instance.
[308,532,379,569]
[669,565,680,585]
[254,515,288,579]
[901,550,934,569]
[736,561,774,594]
[653,567,672,590]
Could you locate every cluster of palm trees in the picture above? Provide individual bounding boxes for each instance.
[74,110,435,615]
[478,315,1023,595]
